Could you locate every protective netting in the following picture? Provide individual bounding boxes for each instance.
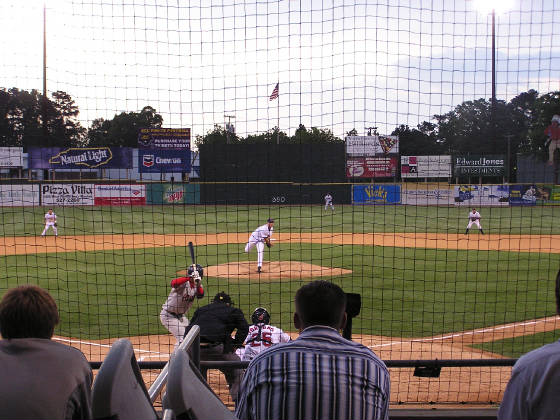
[1,0,559,407]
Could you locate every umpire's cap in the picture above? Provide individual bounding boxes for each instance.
[214,291,233,305]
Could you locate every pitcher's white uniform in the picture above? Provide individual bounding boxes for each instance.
[41,210,57,236]
[324,193,334,211]
[240,323,291,362]
[245,220,274,271]
[160,276,204,351]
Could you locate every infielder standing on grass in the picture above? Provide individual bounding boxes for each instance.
[245,218,274,273]
[465,207,484,235]
[239,307,291,362]
[160,265,204,351]
[324,193,334,211]
[41,208,58,236]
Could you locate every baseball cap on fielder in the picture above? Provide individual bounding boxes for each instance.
[214,291,233,305]
[267,218,274,223]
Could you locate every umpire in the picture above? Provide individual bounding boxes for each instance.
[189,291,249,405]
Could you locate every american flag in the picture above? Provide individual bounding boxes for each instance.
[269,83,279,101]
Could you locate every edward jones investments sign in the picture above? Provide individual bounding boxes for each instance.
[453,155,505,176]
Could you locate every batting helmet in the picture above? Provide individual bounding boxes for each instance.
[251,307,270,325]
[187,264,204,278]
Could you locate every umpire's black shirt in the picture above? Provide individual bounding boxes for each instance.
[190,302,249,353]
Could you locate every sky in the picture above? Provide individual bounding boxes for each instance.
[1,0,558,141]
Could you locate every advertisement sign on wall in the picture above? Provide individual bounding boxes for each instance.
[0,185,39,206]
[352,184,401,204]
[401,155,452,178]
[138,128,191,149]
[138,149,191,173]
[41,184,95,206]
[401,184,454,205]
[94,185,146,205]
[346,135,399,156]
[28,147,133,169]
[453,185,509,206]
[346,157,398,178]
[508,184,550,206]
[453,155,505,176]
[0,148,23,167]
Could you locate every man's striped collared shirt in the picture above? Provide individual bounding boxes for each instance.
[235,325,390,420]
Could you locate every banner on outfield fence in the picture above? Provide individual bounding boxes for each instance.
[41,184,95,206]
[94,185,146,205]
[138,128,191,149]
[401,183,454,205]
[0,185,39,206]
[401,155,452,178]
[147,183,200,204]
[0,148,23,167]
[138,149,191,173]
[346,135,399,156]
[28,147,133,169]
[508,184,551,206]
[545,185,560,205]
[453,185,509,206]
[346,156,398,178]
[453,155,505,176]
[352,184,400,204]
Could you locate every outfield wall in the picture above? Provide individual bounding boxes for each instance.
[1,182,559,206]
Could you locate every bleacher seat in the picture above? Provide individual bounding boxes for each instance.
[92,338,159,420]
[163,350,237,420]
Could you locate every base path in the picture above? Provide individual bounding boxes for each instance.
[1,232,558,256]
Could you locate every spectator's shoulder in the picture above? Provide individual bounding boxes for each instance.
[514,340,560,375]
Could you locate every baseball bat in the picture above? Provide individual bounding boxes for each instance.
[188,241,196,265]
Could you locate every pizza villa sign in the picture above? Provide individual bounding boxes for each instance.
[453,155,505,176]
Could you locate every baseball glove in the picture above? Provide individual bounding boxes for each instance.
[54,222,58,227]
[265,237,272,248]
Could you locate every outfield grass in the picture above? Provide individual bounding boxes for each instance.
[0,204,558,341]
[0,204,559,236]
[471,330,560,358]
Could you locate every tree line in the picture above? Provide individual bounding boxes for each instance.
[1,86,558,162]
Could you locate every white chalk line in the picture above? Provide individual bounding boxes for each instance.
[368,316,560,349]
[53,336,169,360]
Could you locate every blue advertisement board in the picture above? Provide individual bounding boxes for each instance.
[138,149,191,173]
[352,184,401,204]
[28,147,133,169]
[509,184,543,206]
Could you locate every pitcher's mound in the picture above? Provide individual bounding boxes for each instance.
[198,261,352,281]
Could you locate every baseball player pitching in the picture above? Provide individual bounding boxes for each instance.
[41,208,58,236]
[238,307,291,362]
[160,264,204,351]
[324,193,334,211]
[465,207,484,235]
[245,218,274,273]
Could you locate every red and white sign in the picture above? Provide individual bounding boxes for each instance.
[346,157,398,178]
[94,184,146,206]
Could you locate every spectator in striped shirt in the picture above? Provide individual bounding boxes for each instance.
[235,280,390,420]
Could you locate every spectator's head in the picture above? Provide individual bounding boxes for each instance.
[556,269,560,315]
[0,285,59,339]
[294,280,347,331]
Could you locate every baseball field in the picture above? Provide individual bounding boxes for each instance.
[1,203,559,405]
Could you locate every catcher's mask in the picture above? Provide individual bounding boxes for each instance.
[251,307,270,325]
[187,264,204,278]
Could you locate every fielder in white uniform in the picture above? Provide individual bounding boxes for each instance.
[41,209,58,236]
[160,268,204,351]
[465,208,484,235]
[245,218,274,273]
[324,193,334,211]
[238,308,291,362]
